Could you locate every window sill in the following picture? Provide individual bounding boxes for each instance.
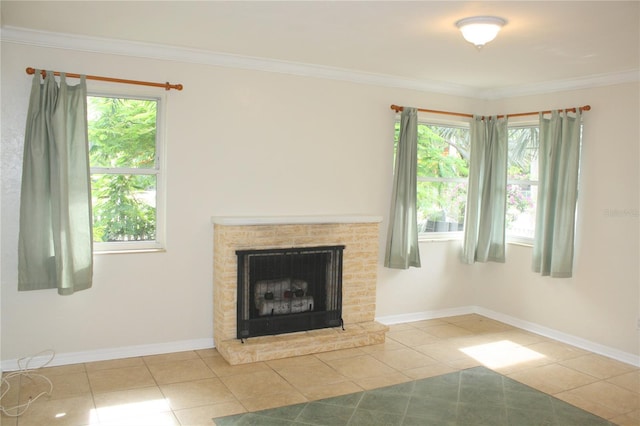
[507,240,533,248]
[94,248,166,255]
[418,233,462,243]
[417,234,533,247]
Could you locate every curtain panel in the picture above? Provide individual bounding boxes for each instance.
[533,110,582,277]
[385,107,421,269]
[18,71,93,295]
[462,115,508,264]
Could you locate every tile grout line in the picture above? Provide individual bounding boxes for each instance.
[84,361,100,426]
[194,350,251,418]
[142,355,183,424]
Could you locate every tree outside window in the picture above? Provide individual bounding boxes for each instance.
[87,95,161,249]
[395,122,470,234]
[394,120,538,241]
[506,126,539,240]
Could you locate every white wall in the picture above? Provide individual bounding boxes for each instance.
[475,85,640,356]
[1,40,638,367]
[0,41,479,365]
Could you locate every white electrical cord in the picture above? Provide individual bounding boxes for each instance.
[0,350,55,417]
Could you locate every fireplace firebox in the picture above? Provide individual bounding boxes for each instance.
[236,245,345,340]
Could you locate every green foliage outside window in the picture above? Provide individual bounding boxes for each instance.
[395,123,470,231]
[506,127,539,234]
[417,125,469,225]
[87,96,158,242]
[394,122,538,236]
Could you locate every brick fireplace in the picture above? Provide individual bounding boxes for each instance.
[212,216,388,365]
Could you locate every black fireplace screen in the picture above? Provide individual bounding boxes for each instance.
[236,245,345,339]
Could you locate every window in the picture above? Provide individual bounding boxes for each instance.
[87,94,164,251]
[394,122,470,236]
[395,119,538,243]
[506,126,539,242]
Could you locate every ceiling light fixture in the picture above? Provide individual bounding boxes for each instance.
[455,16,506,48]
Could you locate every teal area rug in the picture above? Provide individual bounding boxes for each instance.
[213,366,613,425]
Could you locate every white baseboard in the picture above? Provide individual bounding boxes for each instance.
[377,307,640,367]
[4,308,638,370]
[376,306,476,325]
[1,338,214,372]
[474,307,640,367]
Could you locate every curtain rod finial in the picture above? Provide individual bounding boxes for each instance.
[25,67,47,78]
[164,82,183,91]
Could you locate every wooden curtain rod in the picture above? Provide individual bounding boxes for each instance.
[26,67,183,91]
[390,104,590,119]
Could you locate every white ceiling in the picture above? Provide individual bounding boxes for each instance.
[1,1,639,98]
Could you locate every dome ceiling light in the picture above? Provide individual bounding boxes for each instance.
[455,16,507,48]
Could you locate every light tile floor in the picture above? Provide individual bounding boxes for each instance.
[1,314,638,426]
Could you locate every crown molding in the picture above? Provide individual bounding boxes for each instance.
[481,69,640,100]
[0,26,478,98]
[2,26,638,100]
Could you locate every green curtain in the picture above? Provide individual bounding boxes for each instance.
[18,70,93,295]
[462,115,508,264]
[533,110,582,277]
[385,107,421,269]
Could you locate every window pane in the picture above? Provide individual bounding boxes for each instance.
[417,124,470,179]
[506,183,536,238]
[415,124,469,234]
[508,127,538,181]
[91,174,156,242]
[417,181,466,233]
[392,122,470,235]
[507,126,538,239]
[87,96,157,169]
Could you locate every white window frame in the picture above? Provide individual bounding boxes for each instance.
[88,86,167,253]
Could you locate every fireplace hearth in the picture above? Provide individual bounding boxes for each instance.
[236,245,345,339]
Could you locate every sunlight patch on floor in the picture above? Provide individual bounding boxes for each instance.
[459,340,546,368]
[89,398,175,425]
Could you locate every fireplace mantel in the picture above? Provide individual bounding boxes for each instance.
[211,215,383,226]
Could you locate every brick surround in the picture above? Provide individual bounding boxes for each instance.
[212,216,388,365]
